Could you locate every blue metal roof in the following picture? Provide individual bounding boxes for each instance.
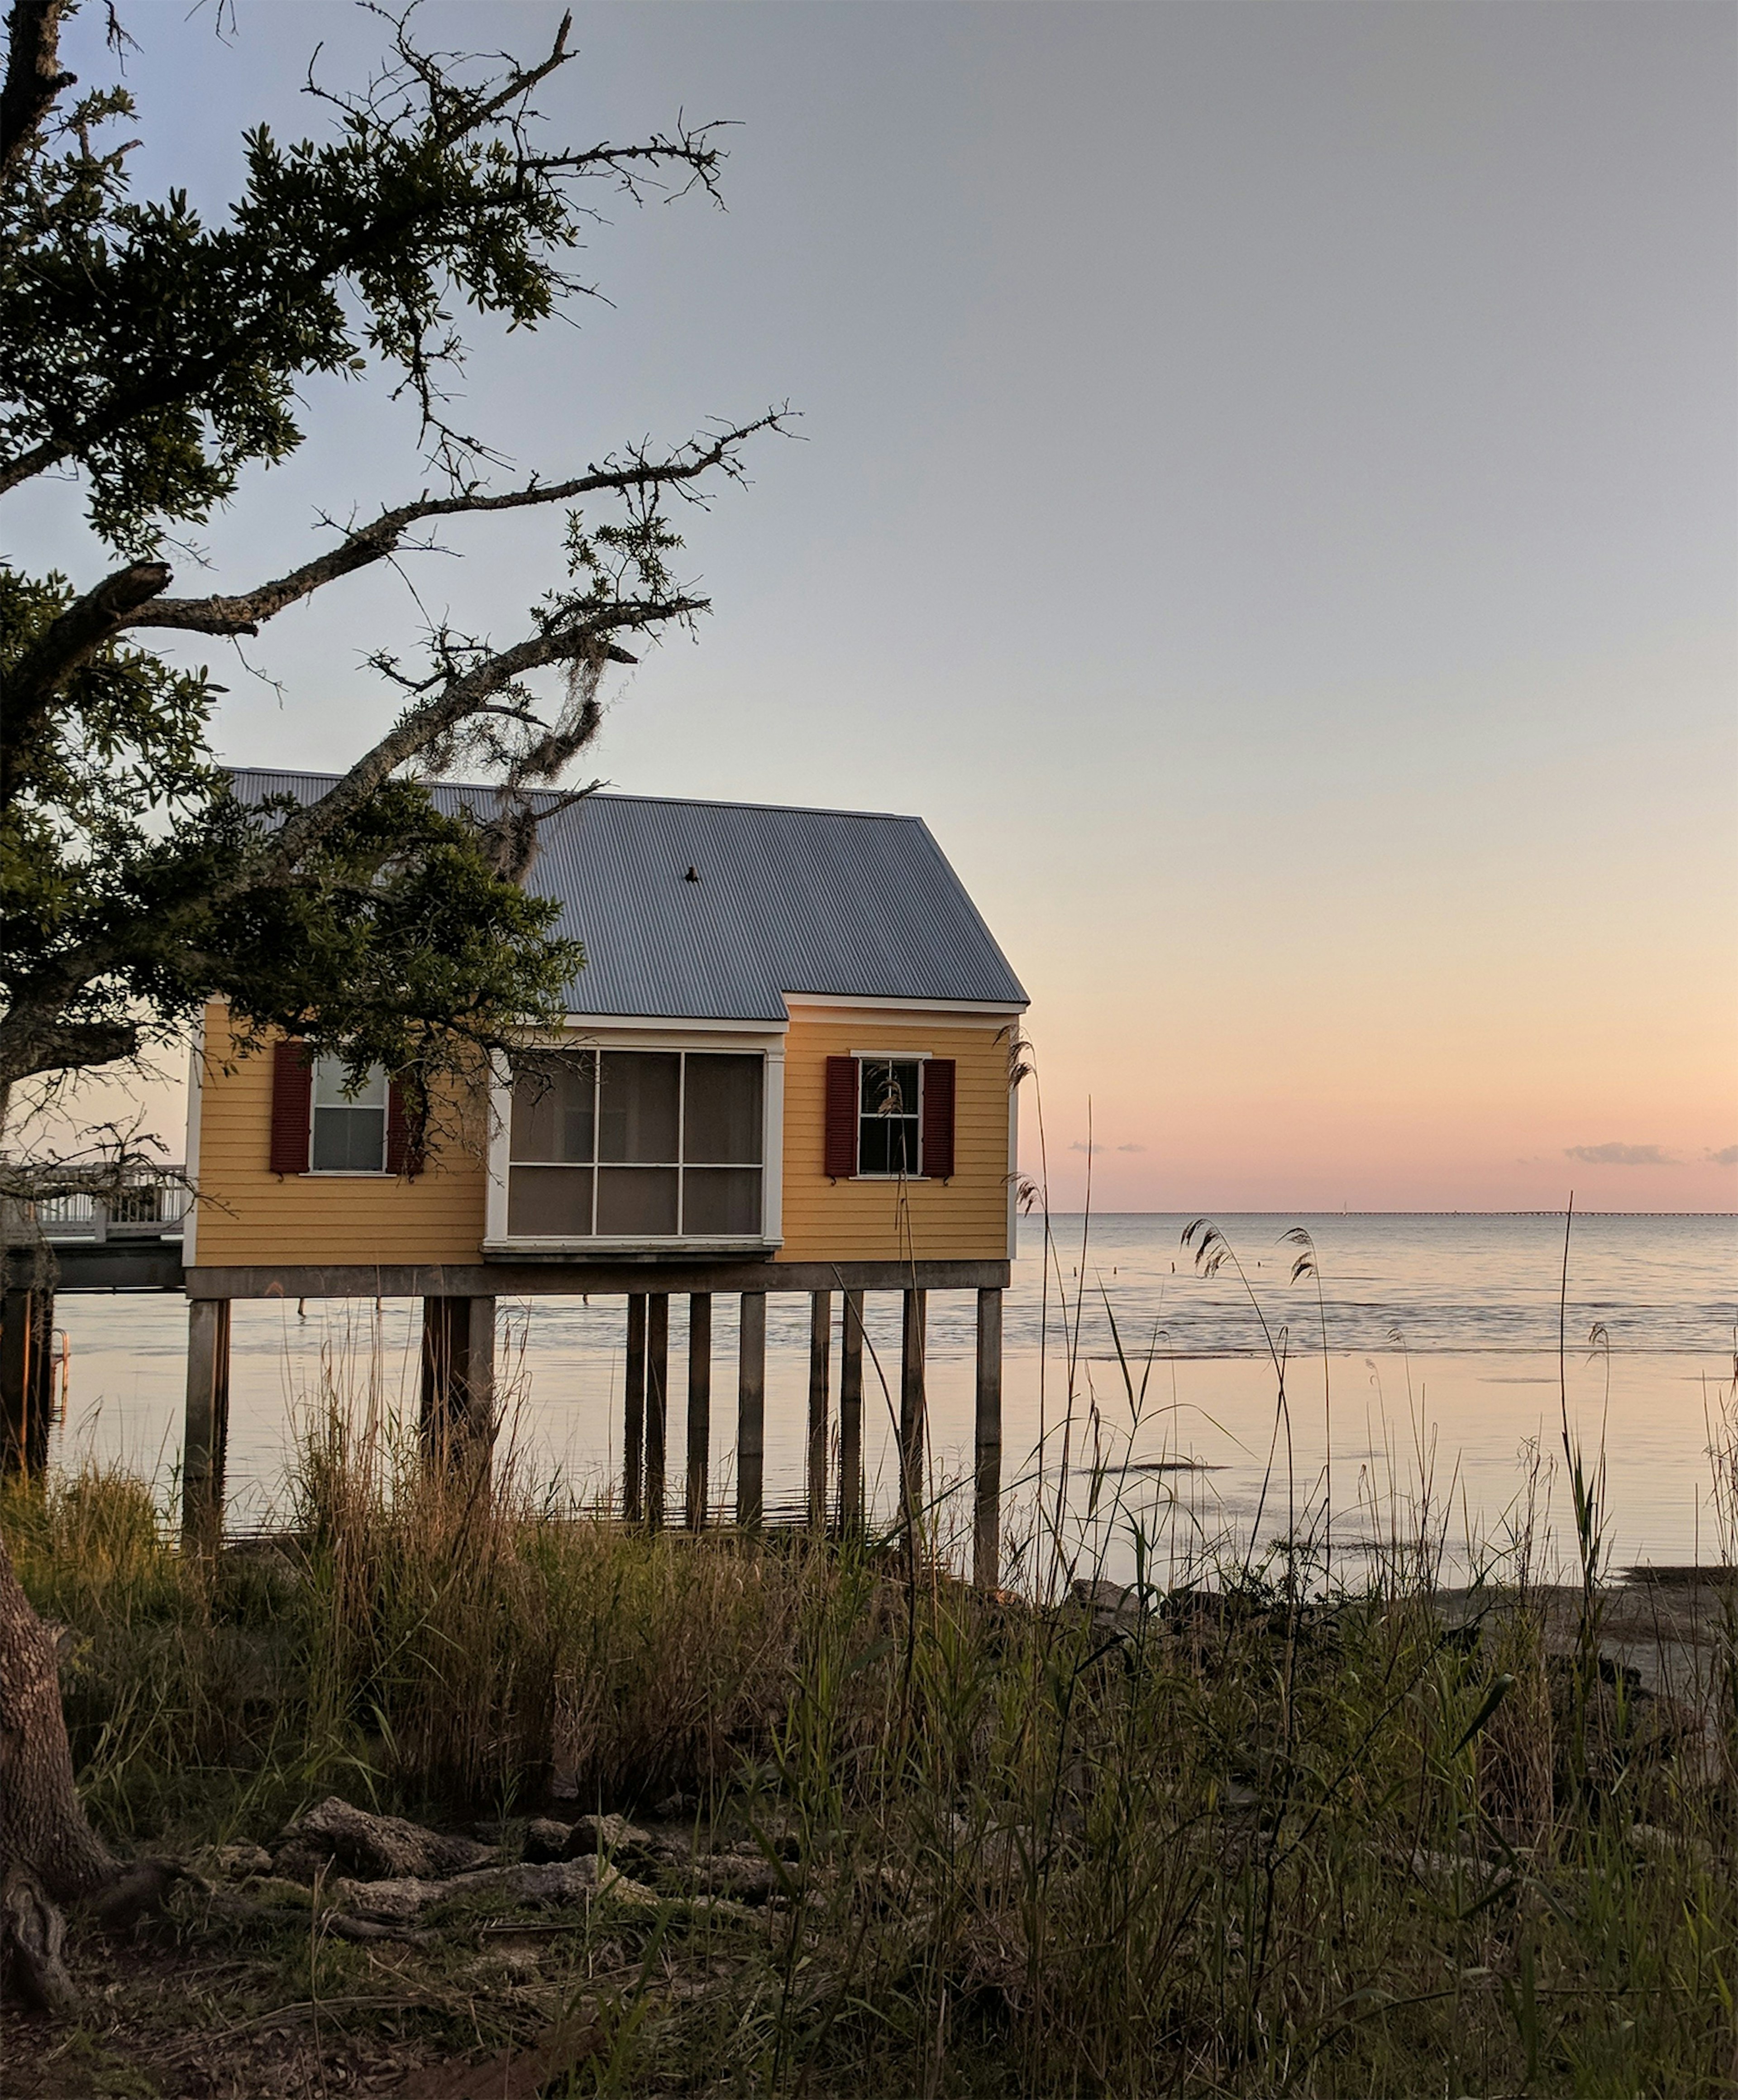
[227,771,1027,1022]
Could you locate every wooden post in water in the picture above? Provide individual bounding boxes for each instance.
[464,1298,497,1456]
[899,1288,927,1537]
[181,1297,232,1545]
[807,1291,831,1532]
[974,1287,1003,1588]
[736,1292,766,1528]
[623,1293,647,1521]
[645,1293,669,1529]
[0,1287,24,1476]
[420,1296,496,1478]
[838,1289,865,1535]
[686,1293,711,1531]
[0,1282,53,1478]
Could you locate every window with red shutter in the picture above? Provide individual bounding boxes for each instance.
[921,1058,956,1179]
[269,1040,313,1175]
[824,1057,858,1178]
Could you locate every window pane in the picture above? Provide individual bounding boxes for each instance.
[598,1052,680,1163]
[312,1057,387,1108]
[311,1106,386,1172]
[507,1165,594,1236]
[859,1060,920,1119]
[682,1167,762,1236]
[510,1052,596,1162]
[597,1167,678,1235]
[858,1115,919,1176]
[683,1054,763,1164]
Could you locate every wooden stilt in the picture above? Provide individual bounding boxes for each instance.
[736,1292,766,1529]
[0,1286,25,1476]
[807,1290,831,1532]
[974,1287,1003,1588]
[645,1293,669,1529]
[623,1293,647,1522]
[465,1297,497,1436]
[420,1296,495,1476]
[181,1297,232,1544]
[686,1293,712,1531]
[420,1296,464,1446]
[26,1288,53,1476]
[899,1288,927,1537]
[839,1289,865,1535]
[0,1283,53,1478]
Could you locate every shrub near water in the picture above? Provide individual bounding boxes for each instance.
[5,1427,1737,2094]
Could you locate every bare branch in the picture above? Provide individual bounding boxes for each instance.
[123,413,787,639]
[261,595,703,878]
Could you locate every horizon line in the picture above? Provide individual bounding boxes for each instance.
[1017,1209,1737,1220]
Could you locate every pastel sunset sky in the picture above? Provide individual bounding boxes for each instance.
[23,1,1736,1211]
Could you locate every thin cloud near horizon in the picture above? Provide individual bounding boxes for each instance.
[1709,1145,1738,1168]
[1564,1142,1678,1167]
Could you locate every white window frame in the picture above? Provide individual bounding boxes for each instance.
[485,1020,786,1253]
[308,1057,392,1178]
[848,1050,931,1181]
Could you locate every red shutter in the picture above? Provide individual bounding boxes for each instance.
[269,1039,312,1175]
[922,1059,956,1180]
[386,1080,424,1179]
[823,1057,858,1178]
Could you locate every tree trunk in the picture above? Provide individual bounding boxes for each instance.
[0,1526,115,2006]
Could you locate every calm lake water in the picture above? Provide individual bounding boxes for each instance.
[48,1212,1738,1583]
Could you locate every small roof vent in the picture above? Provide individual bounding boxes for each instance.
[684,865,700,884]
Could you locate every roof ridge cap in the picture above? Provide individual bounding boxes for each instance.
[222,766,922,826]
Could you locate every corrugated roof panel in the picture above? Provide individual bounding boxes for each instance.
[226,771,1028,1020]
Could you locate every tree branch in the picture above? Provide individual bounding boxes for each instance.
[0,28,741,509]
[0,1014,137,1092]
[261,595,705,878]
[123,415,785,639]
[0,560,171,808]
[0,0,73,187]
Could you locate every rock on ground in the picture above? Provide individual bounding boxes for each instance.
[273,1797,497,1884]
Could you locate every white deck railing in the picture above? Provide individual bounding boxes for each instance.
[10,1167,191,1242]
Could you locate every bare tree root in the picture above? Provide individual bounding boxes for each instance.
[0,1866,75,2014]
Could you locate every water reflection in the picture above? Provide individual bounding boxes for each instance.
[46,1213,1738,1581]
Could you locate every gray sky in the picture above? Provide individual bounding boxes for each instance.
[26,0,1737,1207]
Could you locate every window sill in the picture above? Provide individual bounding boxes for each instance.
[482,1236,782,1260]
[849,1174,932,1182]
[302,1170,395,1179]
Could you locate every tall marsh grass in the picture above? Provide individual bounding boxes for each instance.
[4,1224,1736,2093]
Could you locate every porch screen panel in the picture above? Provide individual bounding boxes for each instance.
[508,1165,595,1236]
[506,1048,763,1239]
[683,1055,763,1162]
[510,1052,597,1162]
[507,1052,597,1233]
[683,1168,761,1235]
[598,1052,679,1162]
[597,1166,678,1235]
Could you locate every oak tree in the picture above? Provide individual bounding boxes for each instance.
[0,0,781,2004]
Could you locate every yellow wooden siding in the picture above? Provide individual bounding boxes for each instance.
[774,1009,1015,1264]
[191,1003,1017,1269]
[190,1007,488,1267]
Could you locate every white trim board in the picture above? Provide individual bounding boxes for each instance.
[783,993,1026,1019]
[487,1028,786,1253]
[562,1012,789,1037]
